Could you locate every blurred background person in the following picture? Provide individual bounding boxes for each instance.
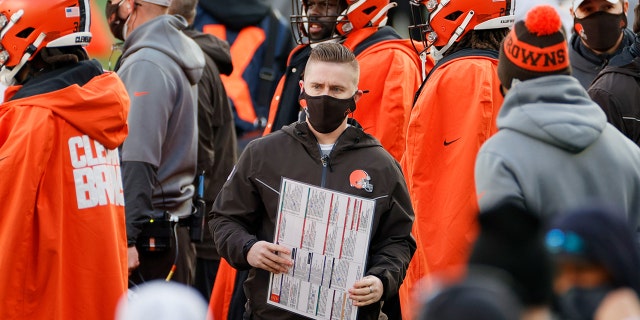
[413,200,554,320]
[192,0,293,150]
[116,280,208,320]
[546,205,640,320]
[469,201,555,320]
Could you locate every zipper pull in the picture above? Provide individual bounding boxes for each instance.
[321,155,333,172]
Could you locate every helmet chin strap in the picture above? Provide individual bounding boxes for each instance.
[369,2,397,27]
[1,32,46,86]
[431,10,474,61]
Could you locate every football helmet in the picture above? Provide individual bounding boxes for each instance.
[409,0,516,60]
[0,0,92,85]
[291,0,397,44]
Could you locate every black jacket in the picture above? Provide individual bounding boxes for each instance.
[588,37,640,146]
[185,29,238,259]
[211,121,416,320]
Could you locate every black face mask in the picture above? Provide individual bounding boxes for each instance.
[574,11,627,52]
[106,0,128,41]
[299,91,357,134]
[557,285,614,320]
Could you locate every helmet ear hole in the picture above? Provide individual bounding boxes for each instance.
[16,27,35,39]
[444,10,463,21]
[362,6,376,15]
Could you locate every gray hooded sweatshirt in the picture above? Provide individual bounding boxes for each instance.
[475,75,640,227]
[118,14,205,244]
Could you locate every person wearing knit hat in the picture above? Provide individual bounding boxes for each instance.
[475,4,640,235]
[469,201,554,304]
[588,2,640,147]
[497,4,571,90]
[468,201,554,319]
[548,204,640,320]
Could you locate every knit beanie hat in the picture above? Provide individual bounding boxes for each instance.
[498,5,571,90]
[141,0,172,6]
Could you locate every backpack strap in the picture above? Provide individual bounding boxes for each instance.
[257,9,282,110]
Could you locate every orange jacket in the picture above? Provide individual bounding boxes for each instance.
[265,27,430,161]
[0,66,129,320]
[207,259,236,320]
[344,28,429,161]
[399,50,503,320]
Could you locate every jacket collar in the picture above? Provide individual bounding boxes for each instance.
[283,120,380,157]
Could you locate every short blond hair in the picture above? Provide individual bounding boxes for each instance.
[306,42,359,85]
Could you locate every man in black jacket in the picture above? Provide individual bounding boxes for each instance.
[212,43,415,320]
[569,0,635,88]
[169,0,238,300]
[588,3,640,146]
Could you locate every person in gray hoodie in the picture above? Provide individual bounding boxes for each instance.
[105,0,205,285]
[475,5,640,225]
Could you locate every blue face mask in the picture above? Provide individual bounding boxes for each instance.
[557,285,614,320]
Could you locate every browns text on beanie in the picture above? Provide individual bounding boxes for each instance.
[498,5,571,89]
